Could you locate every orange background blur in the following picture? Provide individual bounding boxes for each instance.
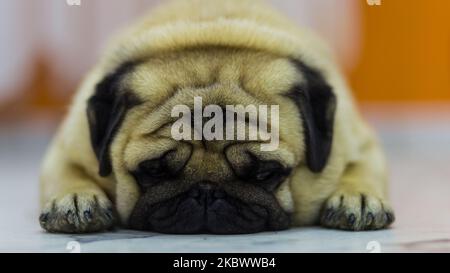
[0,0,449,121]
[351,0,450,102]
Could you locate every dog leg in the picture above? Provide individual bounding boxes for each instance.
[320,137,395,231]
[39,138,115,233]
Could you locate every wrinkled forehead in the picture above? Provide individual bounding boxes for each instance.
[124,48,303,106]
[113,48,306,169]
[120,49,306,132]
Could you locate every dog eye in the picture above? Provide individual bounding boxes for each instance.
[253,161,285,182]
[255,168,278,181]
[242,153,291,191]
[138,159,169,178]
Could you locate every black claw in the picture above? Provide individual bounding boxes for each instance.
[39,213,49,223]
[385,212,395,224]
[324,209,335,222]
[84,210,93,221]
[105,208,114,220]
[348,214,356,226]
[338,196,344,208]
[366,212,374,226]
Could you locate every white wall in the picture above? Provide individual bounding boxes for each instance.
[0,0,360,99]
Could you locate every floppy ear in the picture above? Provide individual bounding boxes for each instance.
[287,61,337,173]
[87,62,140,177]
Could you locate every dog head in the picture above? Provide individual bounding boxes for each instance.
[87,48,335,234]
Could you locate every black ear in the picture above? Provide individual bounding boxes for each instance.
[87,62,140,177]
[287,60,337,173]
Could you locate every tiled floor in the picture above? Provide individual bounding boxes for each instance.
[1,111,449,253]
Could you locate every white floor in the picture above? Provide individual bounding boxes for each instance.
[1,113,449,253]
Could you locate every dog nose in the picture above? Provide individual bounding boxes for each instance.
[188,183,226,204]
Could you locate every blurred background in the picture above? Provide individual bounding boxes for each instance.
[0,0,449,252]
[1,0,449,120]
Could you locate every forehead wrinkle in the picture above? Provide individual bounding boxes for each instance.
[133,83,268,137]
[127,48,294,102]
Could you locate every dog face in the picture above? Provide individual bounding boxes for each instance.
[87,48,335,234]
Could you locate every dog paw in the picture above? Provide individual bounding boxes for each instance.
[39,192,115,233]
[320,191,395,231]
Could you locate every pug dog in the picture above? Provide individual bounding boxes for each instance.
[39,0,395,234]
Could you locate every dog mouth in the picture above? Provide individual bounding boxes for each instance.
[129,183,290,234]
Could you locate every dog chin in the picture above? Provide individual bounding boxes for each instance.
[129,183,291,234]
